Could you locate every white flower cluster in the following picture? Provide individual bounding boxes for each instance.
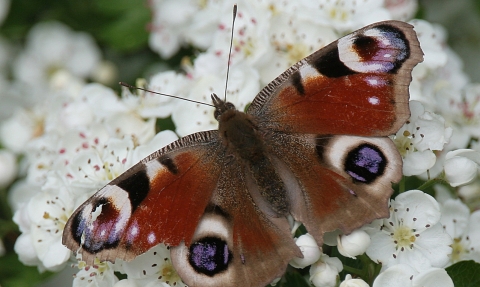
[1,0,480,286]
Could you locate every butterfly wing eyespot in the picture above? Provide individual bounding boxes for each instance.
[171,162,302,287]
[62,131,225,265]
[265,133,402,244]
[248,20,423,137]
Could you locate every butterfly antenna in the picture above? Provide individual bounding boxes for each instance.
[223,4,237,102]
[119,82,214,107]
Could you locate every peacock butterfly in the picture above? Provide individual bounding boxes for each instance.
[62,20,423,286]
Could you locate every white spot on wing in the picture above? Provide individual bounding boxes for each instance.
[299,64,320,79]
[148,232,156,244]
[368,78,378,86]
[126,221,139,244]
[131,225,138,236]
[145,160,165,181]
[368,97,380,105]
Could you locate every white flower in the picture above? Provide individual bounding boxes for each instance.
[309,254,343,287]
[442,84,480,147]
[440,199,480,264]
[148,0,225,58]
[13,21,101,98]
[64,137,136,196]
[411,20,448,72]
[209,0,272,68]
[148,0,197,58]
[90,60,117,86]
[298,0,391,32]
[373,264,453,287]
[116,244,186,287]
[444,149,480,187]
[457,180,480,209]
[130,130,179,164]
[366,190,452,273]
[290,233,322,268]
[393,101,452,176]
[123,72,190,119]
[259,12,338,84]
[0,148,17,187]
[7,180,40,212]
[13,176,74,272]
[337,229,371,259]
[340,274,369,287]
[172,61,259,136]
[409,22,459,109]
[73,260,119,287]
[0,107,45,153]
[385,0,418,21]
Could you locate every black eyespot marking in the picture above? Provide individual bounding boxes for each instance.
[291,70,305,95]
[352,36,377,60]
[71,211,87,244]
[71,198,108,244]
[159,156,179,175]
[78,198,121,253]
[374,24,410,74]
[313,47,355,78]
[116,169,150,211]
[345,144,387,184]
[188,237,232,276]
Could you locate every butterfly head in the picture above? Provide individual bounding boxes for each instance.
[212,93,236,121]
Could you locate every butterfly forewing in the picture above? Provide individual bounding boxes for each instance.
[62,131,224,264]
[248,21,423,136]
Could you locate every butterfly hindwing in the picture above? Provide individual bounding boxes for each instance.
[62,131,224,264]
[170,157,302,287]
[248,20,423,136]
[265,132,402,244]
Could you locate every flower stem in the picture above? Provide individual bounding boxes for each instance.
[416,178,448,191]
[342,264,363,276]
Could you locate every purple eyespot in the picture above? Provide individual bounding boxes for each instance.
[188,236,232,276]
[345,144,386,184]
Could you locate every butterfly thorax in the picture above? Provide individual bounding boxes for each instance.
[211,93,289,216]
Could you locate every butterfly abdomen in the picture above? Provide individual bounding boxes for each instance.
[217,102,289,216]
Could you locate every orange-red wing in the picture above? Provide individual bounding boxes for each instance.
[62,131,224,265]
[248,21,423,136]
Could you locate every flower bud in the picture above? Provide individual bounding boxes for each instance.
[340,274,369,287]
[337,229,371,259]
[309,254,343,287]
[444,149,480,187]
[290,233,321,268]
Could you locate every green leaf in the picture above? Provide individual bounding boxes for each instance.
[273,269,310,287]
[0,252,53,287]
[446,260,480,287]
[88,0,151,52]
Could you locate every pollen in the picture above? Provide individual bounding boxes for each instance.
[393,226,416,249]
[450,238,467,262]
[157,261,182,285]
